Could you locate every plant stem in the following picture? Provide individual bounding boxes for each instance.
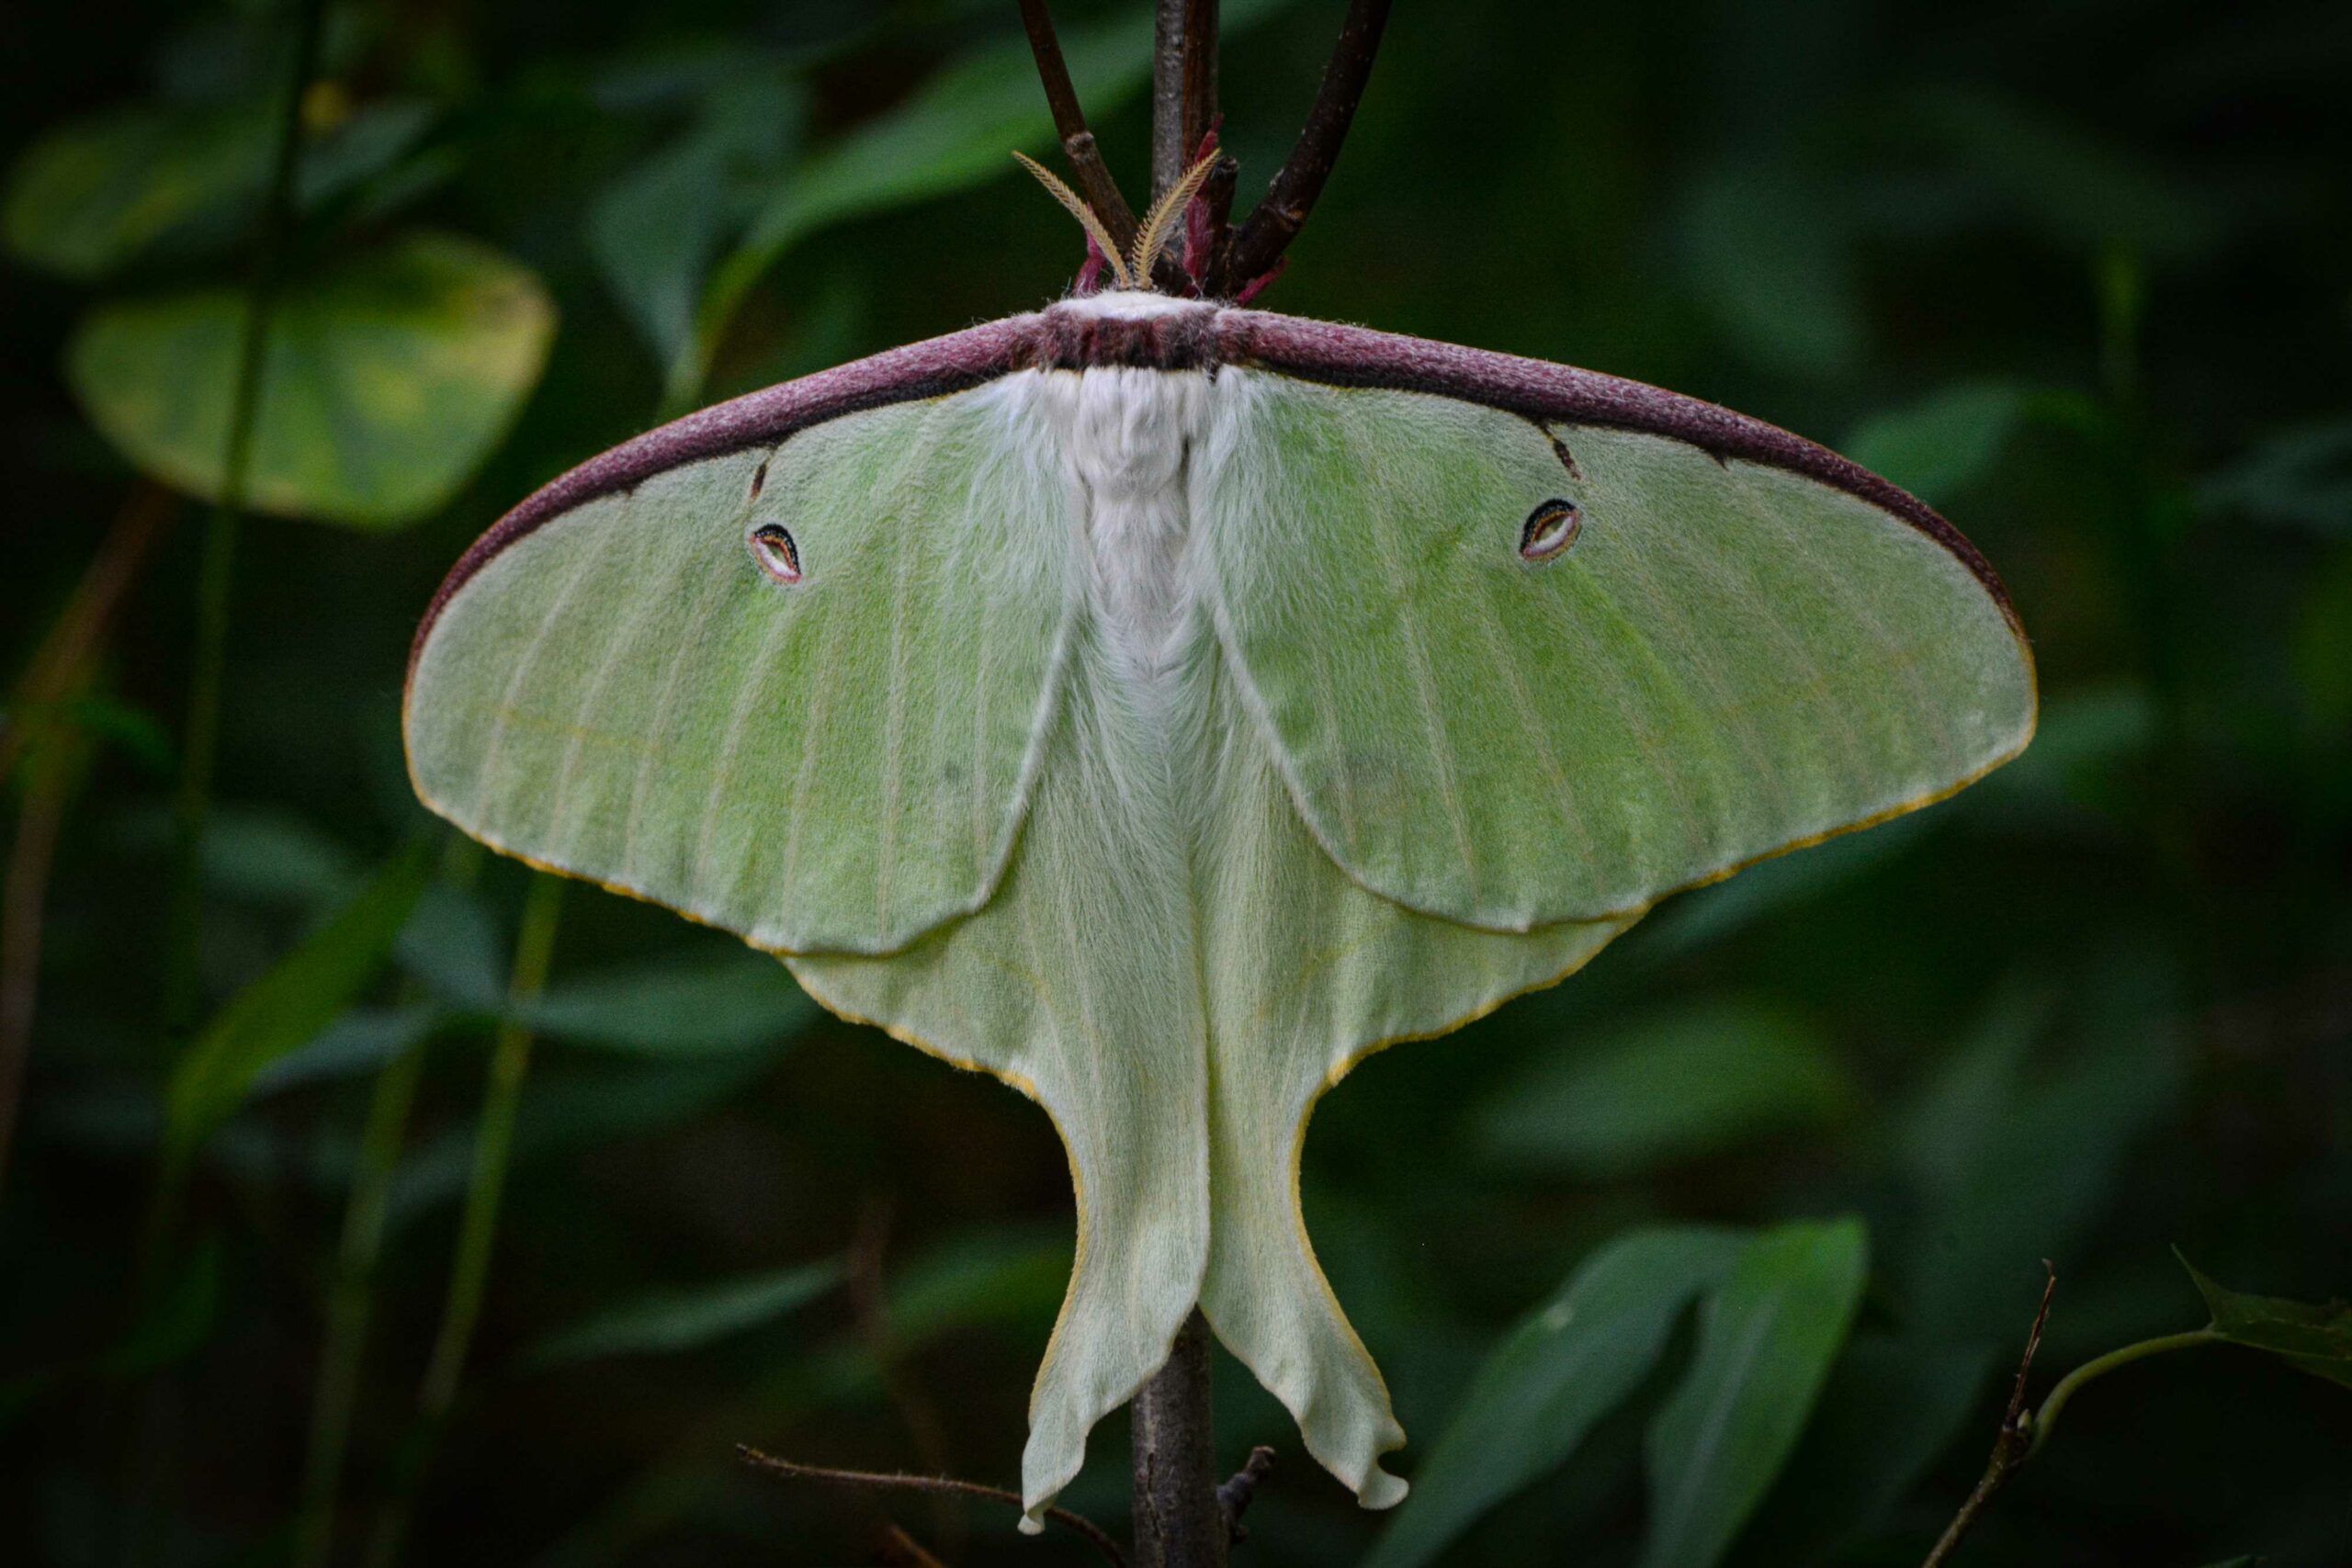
[365,872,564,1568]
[1131,1311,1227,1568]
[1921,1273,2222,1568]
[157,0,323,1043]
[1224,0,1392,291]
[294,1030,432,1568]
[2027,1327,2220,1457]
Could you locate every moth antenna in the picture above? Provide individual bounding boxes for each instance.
[1128,146,1221,284]
[1012,150,1135,290]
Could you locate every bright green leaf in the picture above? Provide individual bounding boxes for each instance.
[1367,1227,1748,1568]
[1476,1001,1860,1179]
[68,230,555,527]
[1641,1216,1870,1568]
[2179,1253,2352,1389]
[528,1258,843,1367]
[522,952,817,1056]
[164,841,433,1169]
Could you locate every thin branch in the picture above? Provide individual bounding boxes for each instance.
[1225,0,1393,292]
[1017,0,1139,254]
[1151,0,1218,201]
[736,1447,1128,1568]
[1921,1265,2227,1568]
[1920,1264,2056,1568]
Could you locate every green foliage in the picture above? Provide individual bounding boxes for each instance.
[1641,1219,1869,1568]
[68,231,554,526]
[1368,1226,1747,1568]
[163,841,433,1171]
[1476,1002,1859,1179]
[2180,1254,2352,1389]
[4,0,2346,1562]
[528,1258,843,1366]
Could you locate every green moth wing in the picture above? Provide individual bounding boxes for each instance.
[403,295,2036,1530]
[1200,367,2036,931]
[404,330,1070,956]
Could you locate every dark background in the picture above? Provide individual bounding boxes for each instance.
[4,1,2348,1564]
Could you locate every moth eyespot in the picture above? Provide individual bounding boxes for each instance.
[748,523,802,584]
[1520,499,1582,562]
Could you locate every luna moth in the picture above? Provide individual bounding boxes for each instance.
[403,254,2035,1524]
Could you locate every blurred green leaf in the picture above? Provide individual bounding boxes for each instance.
[1845,383,2030,507]
[527,1258,843,1367]
[522,952,817,1056]
[396,880,506,1010]
[68,230,554,527]
[389,1054,773,1222]
[1641,809,1932,959]
[886,1224,1072,1340]
[2203,416,2352,534]
[249,1003,436,1095]
[1676,158,1865,379]
[1368,1227,1747,1568]
[1732,1335,1995,1562]
[589,70,805,365]
[1641,1216,1869,1568]
[1902,960,2185,1338]
[3,97,435,279]
[1975,682,2156,829]
[164,841,433,1169]
[1476,1000,1859,1179]
[2178,1253,2352,1388]
[201,805,362,907]
[1911,87,2222,261]
[101,1234,224,1379]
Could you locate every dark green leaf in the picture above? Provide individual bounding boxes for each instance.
[1476,1001,1859,1179]
[101,1235,225,1379]
[68,230,554,527]
[163,842,433,1168]
[522,952,817,1056]
[588,70,804,364]
[1367,1227,1749,1568]
[2201,416,2352,534]
[1845,384,2030,507]
[1641,1216,1870,1568]
[1676,158,1864,378]
[527,1258,843,1367]
[3,98,435,279]
[1732,1335,1996,1562]
[2179,1253,2352,1388]
[248,1004,436,1095]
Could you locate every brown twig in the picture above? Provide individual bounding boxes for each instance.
[1132,1311,1227,1568]
[1920,1263,2058,1568]
[736,1446,1128,1568]
[1215,1445,1275,1545]
[1224,0,1393,292]
[1017,0,1139,254]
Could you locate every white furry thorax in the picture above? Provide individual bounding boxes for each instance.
[1036,360,1214,688]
